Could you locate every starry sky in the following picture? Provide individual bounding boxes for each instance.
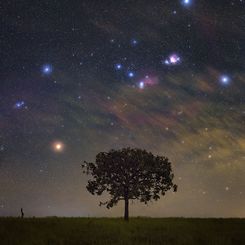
[1,0,245,217]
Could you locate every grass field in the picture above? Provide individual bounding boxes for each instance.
[0,217,245,245]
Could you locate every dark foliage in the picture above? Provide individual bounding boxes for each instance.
[82,147,177,220]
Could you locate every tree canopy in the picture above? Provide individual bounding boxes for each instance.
[82,147,177,220]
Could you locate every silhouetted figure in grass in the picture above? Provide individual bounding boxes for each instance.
[82,147,177,221]
[21,208,24,218]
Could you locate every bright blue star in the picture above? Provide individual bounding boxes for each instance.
[131,39,138,46]
[220,75,231,85]
[138,81,145,90]
[14,101,25,109]
[128,71,135,78]
[42,64,53,75]
[115,63,122,70]
[182,0,192,6]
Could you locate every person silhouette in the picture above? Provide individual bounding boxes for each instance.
[21,208,24,218]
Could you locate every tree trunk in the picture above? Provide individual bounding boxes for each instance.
[124,197,129,221]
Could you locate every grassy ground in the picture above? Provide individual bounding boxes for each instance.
[0,217,245,245]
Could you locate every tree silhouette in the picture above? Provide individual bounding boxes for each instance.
[82,147,177,220]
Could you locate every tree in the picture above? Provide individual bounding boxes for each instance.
[82,147,177,221]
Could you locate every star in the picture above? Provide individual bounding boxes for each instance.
[52,141,65,153]
[128,71,135,78]
[136,75,159,90]
[220,75,231,85]
[182,0,192,6]
[115,63,122,70]
[131,39,138,46]
[138,81,145,90]
[42,64,53,75]
[56,144,62,150]
[14,101,26,109]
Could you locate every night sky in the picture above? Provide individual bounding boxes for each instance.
[1,0,245,217]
